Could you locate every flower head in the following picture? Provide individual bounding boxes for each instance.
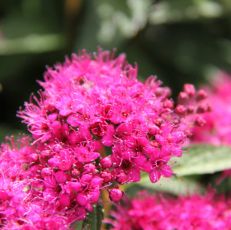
[11,50,207,225]
[192,72,231,145]
[108,192,231,230]
[19,50,206,184]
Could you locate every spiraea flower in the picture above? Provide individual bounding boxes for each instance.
[192,72,231,145]
[108,192,231,230]
[190,72,231,180]
[0,137,70,229]
[2,49,207,227]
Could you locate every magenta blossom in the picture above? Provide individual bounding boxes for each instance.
[192,72,231,145]
[18,50,206,185]
[191,72,231,180]
[0,137,70,229]
[107,192,231,230]
[0,49,206,228]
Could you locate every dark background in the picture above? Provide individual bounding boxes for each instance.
[1,0,231,141]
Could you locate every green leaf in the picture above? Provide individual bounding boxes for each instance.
[173,145,231,176]
[131,176,204,195]
[81,204,103,230]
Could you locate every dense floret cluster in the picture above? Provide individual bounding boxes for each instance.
[108,192,231,230]
[191,73,231,180]
[0,50,207,228]
[192,72,231,145]
[0,137,70,229]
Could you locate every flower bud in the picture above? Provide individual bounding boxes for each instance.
[100,157,112,169]
[109,188,123,202]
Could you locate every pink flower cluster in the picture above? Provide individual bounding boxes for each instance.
[192,72,231,145]
[0,137,69,229]
[191,72,231,180]
[0,50,207,228]
[108,192,231,230]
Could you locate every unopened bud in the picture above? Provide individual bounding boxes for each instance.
[196,89,207,101]
[184,84,196,96]
[100,157,112,169]
[109,188,123,202]
[176,105,186,115]
[195,116,206,126]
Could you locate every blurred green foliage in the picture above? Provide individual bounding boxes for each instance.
[1,0,231,140]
